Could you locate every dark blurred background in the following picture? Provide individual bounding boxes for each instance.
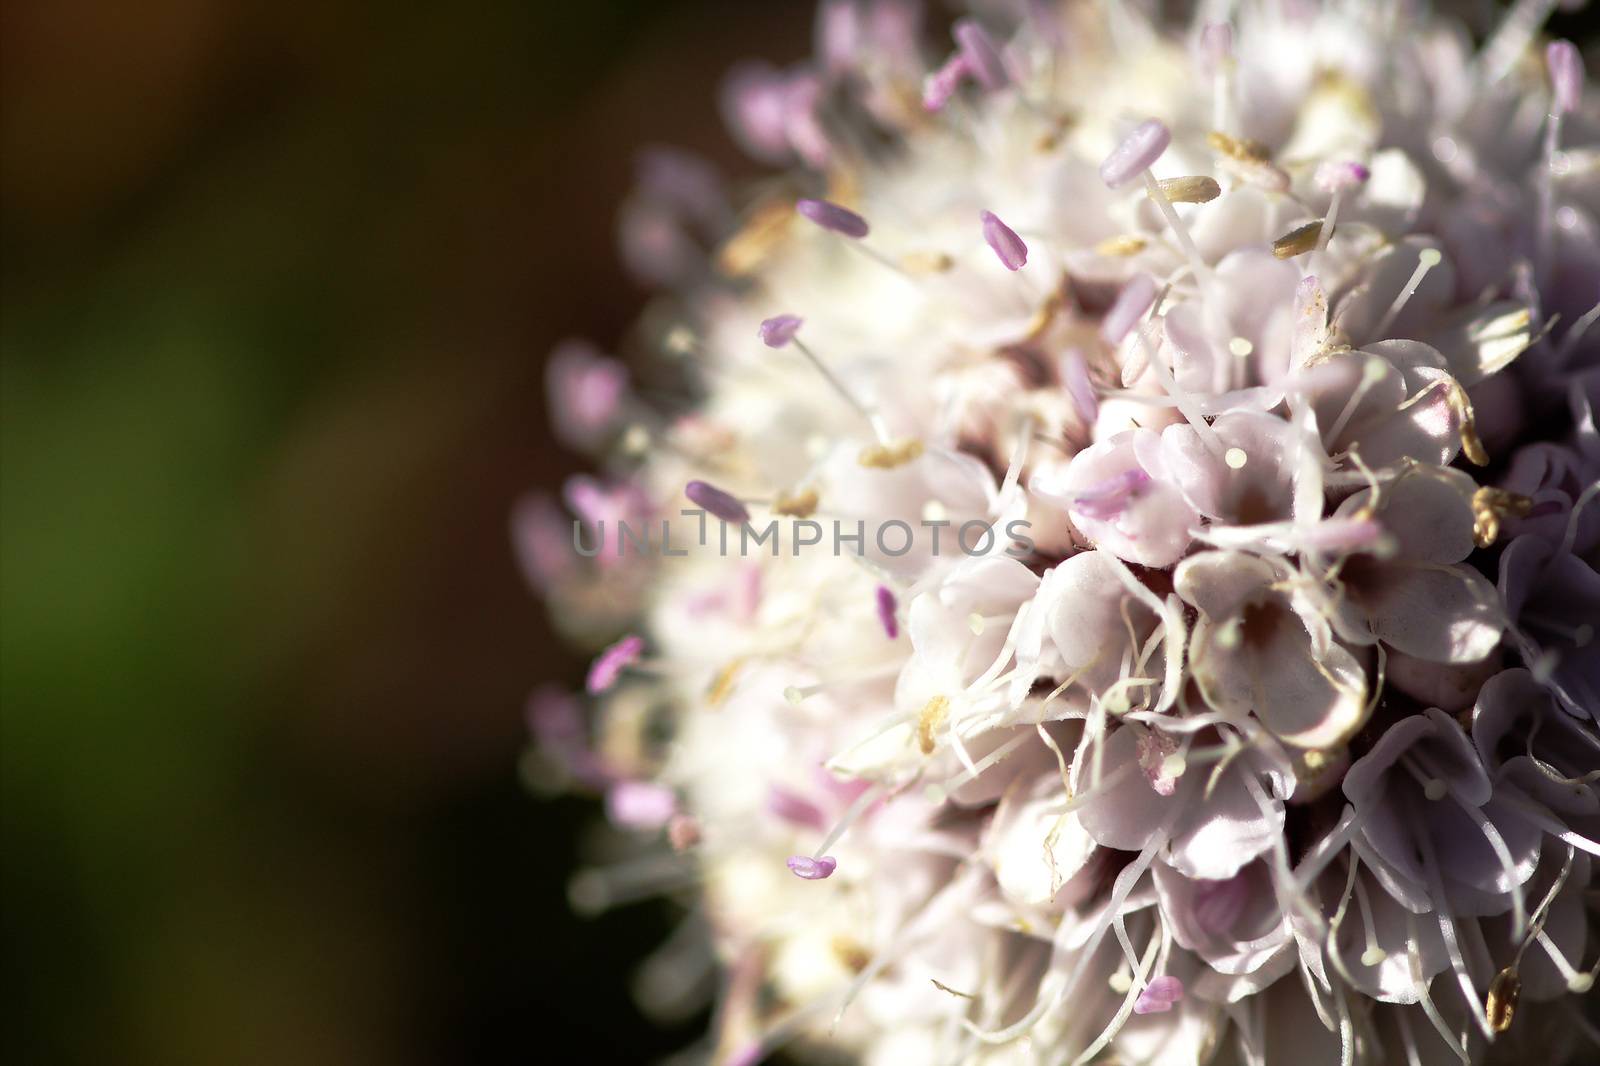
[1,2,807,1063]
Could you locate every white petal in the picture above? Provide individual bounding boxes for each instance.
[1360,562,1502,663]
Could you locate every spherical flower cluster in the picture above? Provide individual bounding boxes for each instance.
[519,2,1599,1064]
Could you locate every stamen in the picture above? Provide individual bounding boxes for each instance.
[1479,0,1561,85]
[1151,176,1221,204]
[1094,234,1148,257]
[1556,300,1600,360]
[786,854,838,879]
[968,818,1176,1045]
[685,480,751,524]
[773,487,819,517]
[1315,160,1372,194]
[1302,517,1389,555]
[1486,967,1520,1034]
[1535,43,1584,285]
[1559,481,1600,557]
[1207,130,1289,191]
[1446,382,1489,466]
[1272,220,1326,260]
[1314,161,1369,255]
[858,437,923,468]
[1198,23,1233,129]
[796,197,869,238]
[706,658,743,705]
[782,661,903,706]
[980,210,1028,270]
[1100,120,1171,188]
[900,249,954,273]
[1547,40,1583,116]
[874,585,899,640]
[953,18,1009,90]
[923,52,972,112]
[811,780,882,857]
[1499,788,1600,859]
[1371,247,1443,339]
[1134,323,1226,456]
[1000,413,1033,503]
[762,317,881,434]
[758,313,803,348]
[1142,170,1212,283]
[1408,914,1473,1064]
[917,695,951,754]
[1532,928,1587,990]
[1101,273,1157,346]
[767,785,828,830]
[931,733,1031,797]
[1132,974,1183,1015]
[1411,806,1496,1041]
[1471,486,1534,547]
[1352,874,1387,966]
[587,634,645,694]
[1326,356,1389,442]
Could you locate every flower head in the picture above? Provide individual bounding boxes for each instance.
[525,3,1600,1063]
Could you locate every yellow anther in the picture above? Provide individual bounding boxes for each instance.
[1152,175,1222,203]
[1471,487,1534,548]
[900,250,955,274]
[859,438,925,469]
[1273,220,1326,259]
[917,695,950,755]
[773,487,820,518]
[1486,966,1520,1034]
[1094,234,1148,257]
[1448,383,1489,466]
[706,659,744,707]
[716,197,796,277]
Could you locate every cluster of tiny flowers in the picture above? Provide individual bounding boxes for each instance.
[517,2,1600,1063]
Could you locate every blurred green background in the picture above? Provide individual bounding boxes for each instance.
[1,2,806,1063]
